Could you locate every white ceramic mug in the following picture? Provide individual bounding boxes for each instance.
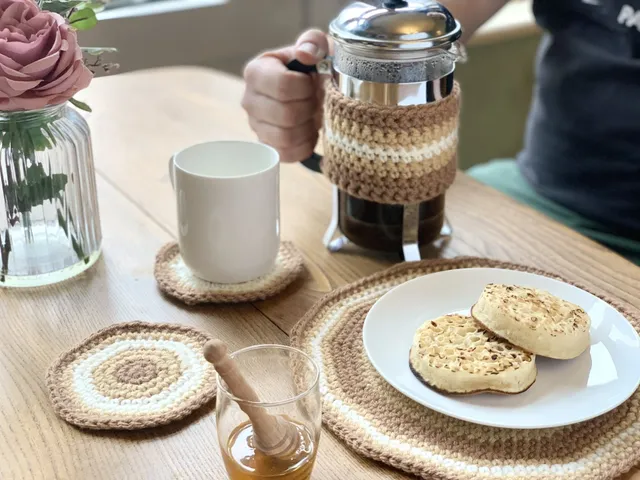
[169,141,280,284]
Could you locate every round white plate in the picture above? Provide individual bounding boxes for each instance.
[363,268,640,429]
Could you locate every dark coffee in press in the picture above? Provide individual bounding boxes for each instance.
[338,192,446,253]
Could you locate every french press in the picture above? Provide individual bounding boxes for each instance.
[288,0,465,261]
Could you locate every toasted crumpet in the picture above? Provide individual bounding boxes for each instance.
[471,284,591,359]
[409,314,537,395]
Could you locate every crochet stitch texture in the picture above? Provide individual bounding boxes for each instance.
[321,80,461,205]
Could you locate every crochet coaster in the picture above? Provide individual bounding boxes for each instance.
[321,80,460,205]
[291,257,640,480]
[46,322,216,430]
[154,241,304,305]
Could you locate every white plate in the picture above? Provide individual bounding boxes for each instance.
[363,268,640,429]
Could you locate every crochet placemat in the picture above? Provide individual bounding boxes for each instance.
[47,322,216,430]
[154,241,304,305]
[290,257,640,480]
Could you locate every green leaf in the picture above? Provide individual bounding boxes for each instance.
[16,181,30,212]
[57,209,69,236]
[51,173,69,196]
[42,124,58,148]
[8,123,19,150]
[81,47,117,56]
[25,162,43,184]
[69,97,92,113]
[1,132,11,149]
[3,162,69,213]
[67,208,76,228]
[22,129,37,158]
[69,8,97,30]
[28,127,50,152]
[71,234,86,263]
[40,0,83,14]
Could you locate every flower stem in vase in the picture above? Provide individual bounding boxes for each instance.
[1,114,90,278]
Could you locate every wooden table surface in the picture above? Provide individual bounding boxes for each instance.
[0,66,638,480]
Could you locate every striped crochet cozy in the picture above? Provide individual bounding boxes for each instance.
[321,80,461,205]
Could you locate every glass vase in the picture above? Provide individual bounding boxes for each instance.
[0,104,102,287]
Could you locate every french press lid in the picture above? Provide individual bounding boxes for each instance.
[329,0,462,59]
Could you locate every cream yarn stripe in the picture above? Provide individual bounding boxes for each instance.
[323,125,457,166]
[324,115,459,148]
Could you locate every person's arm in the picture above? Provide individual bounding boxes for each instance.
[439,0,509,43]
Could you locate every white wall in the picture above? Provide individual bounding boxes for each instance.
[80,0,308,76]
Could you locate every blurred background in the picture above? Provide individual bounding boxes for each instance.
[79,0,540,171]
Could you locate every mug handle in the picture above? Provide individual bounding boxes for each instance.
[286,59,323,173]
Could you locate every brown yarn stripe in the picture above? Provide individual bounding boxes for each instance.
[322,150,457,205]
[324,81,461,130]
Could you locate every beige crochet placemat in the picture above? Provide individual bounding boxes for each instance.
[291,257,640,480]
[154,241,304,305]
[47,322,217,430]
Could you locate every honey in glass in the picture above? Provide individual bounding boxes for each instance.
[215,345,321,479]
[221,419,317,479]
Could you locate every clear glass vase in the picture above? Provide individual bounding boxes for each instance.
[0,104,102,287]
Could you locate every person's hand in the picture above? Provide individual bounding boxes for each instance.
[242,30,330,163]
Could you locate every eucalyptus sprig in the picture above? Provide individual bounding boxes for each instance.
[82,47,120,77]
[39,0,119,112]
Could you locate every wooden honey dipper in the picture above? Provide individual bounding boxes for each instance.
[203,340,300,458]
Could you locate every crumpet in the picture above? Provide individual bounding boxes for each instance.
[409,314,537,395]
[471,284,591,359]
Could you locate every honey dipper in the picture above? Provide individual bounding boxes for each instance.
[203,340,299,457]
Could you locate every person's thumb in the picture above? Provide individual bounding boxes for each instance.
[294,29,330,65]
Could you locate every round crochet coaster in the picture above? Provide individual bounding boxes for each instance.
[154,241,304,305]
[47,322,217,430]
[291,257,640,480]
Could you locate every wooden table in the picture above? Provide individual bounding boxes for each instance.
[1,67,638,480]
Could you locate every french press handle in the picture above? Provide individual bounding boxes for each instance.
[286,59,323,173]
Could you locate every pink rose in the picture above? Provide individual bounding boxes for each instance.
[0,0,93,111]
